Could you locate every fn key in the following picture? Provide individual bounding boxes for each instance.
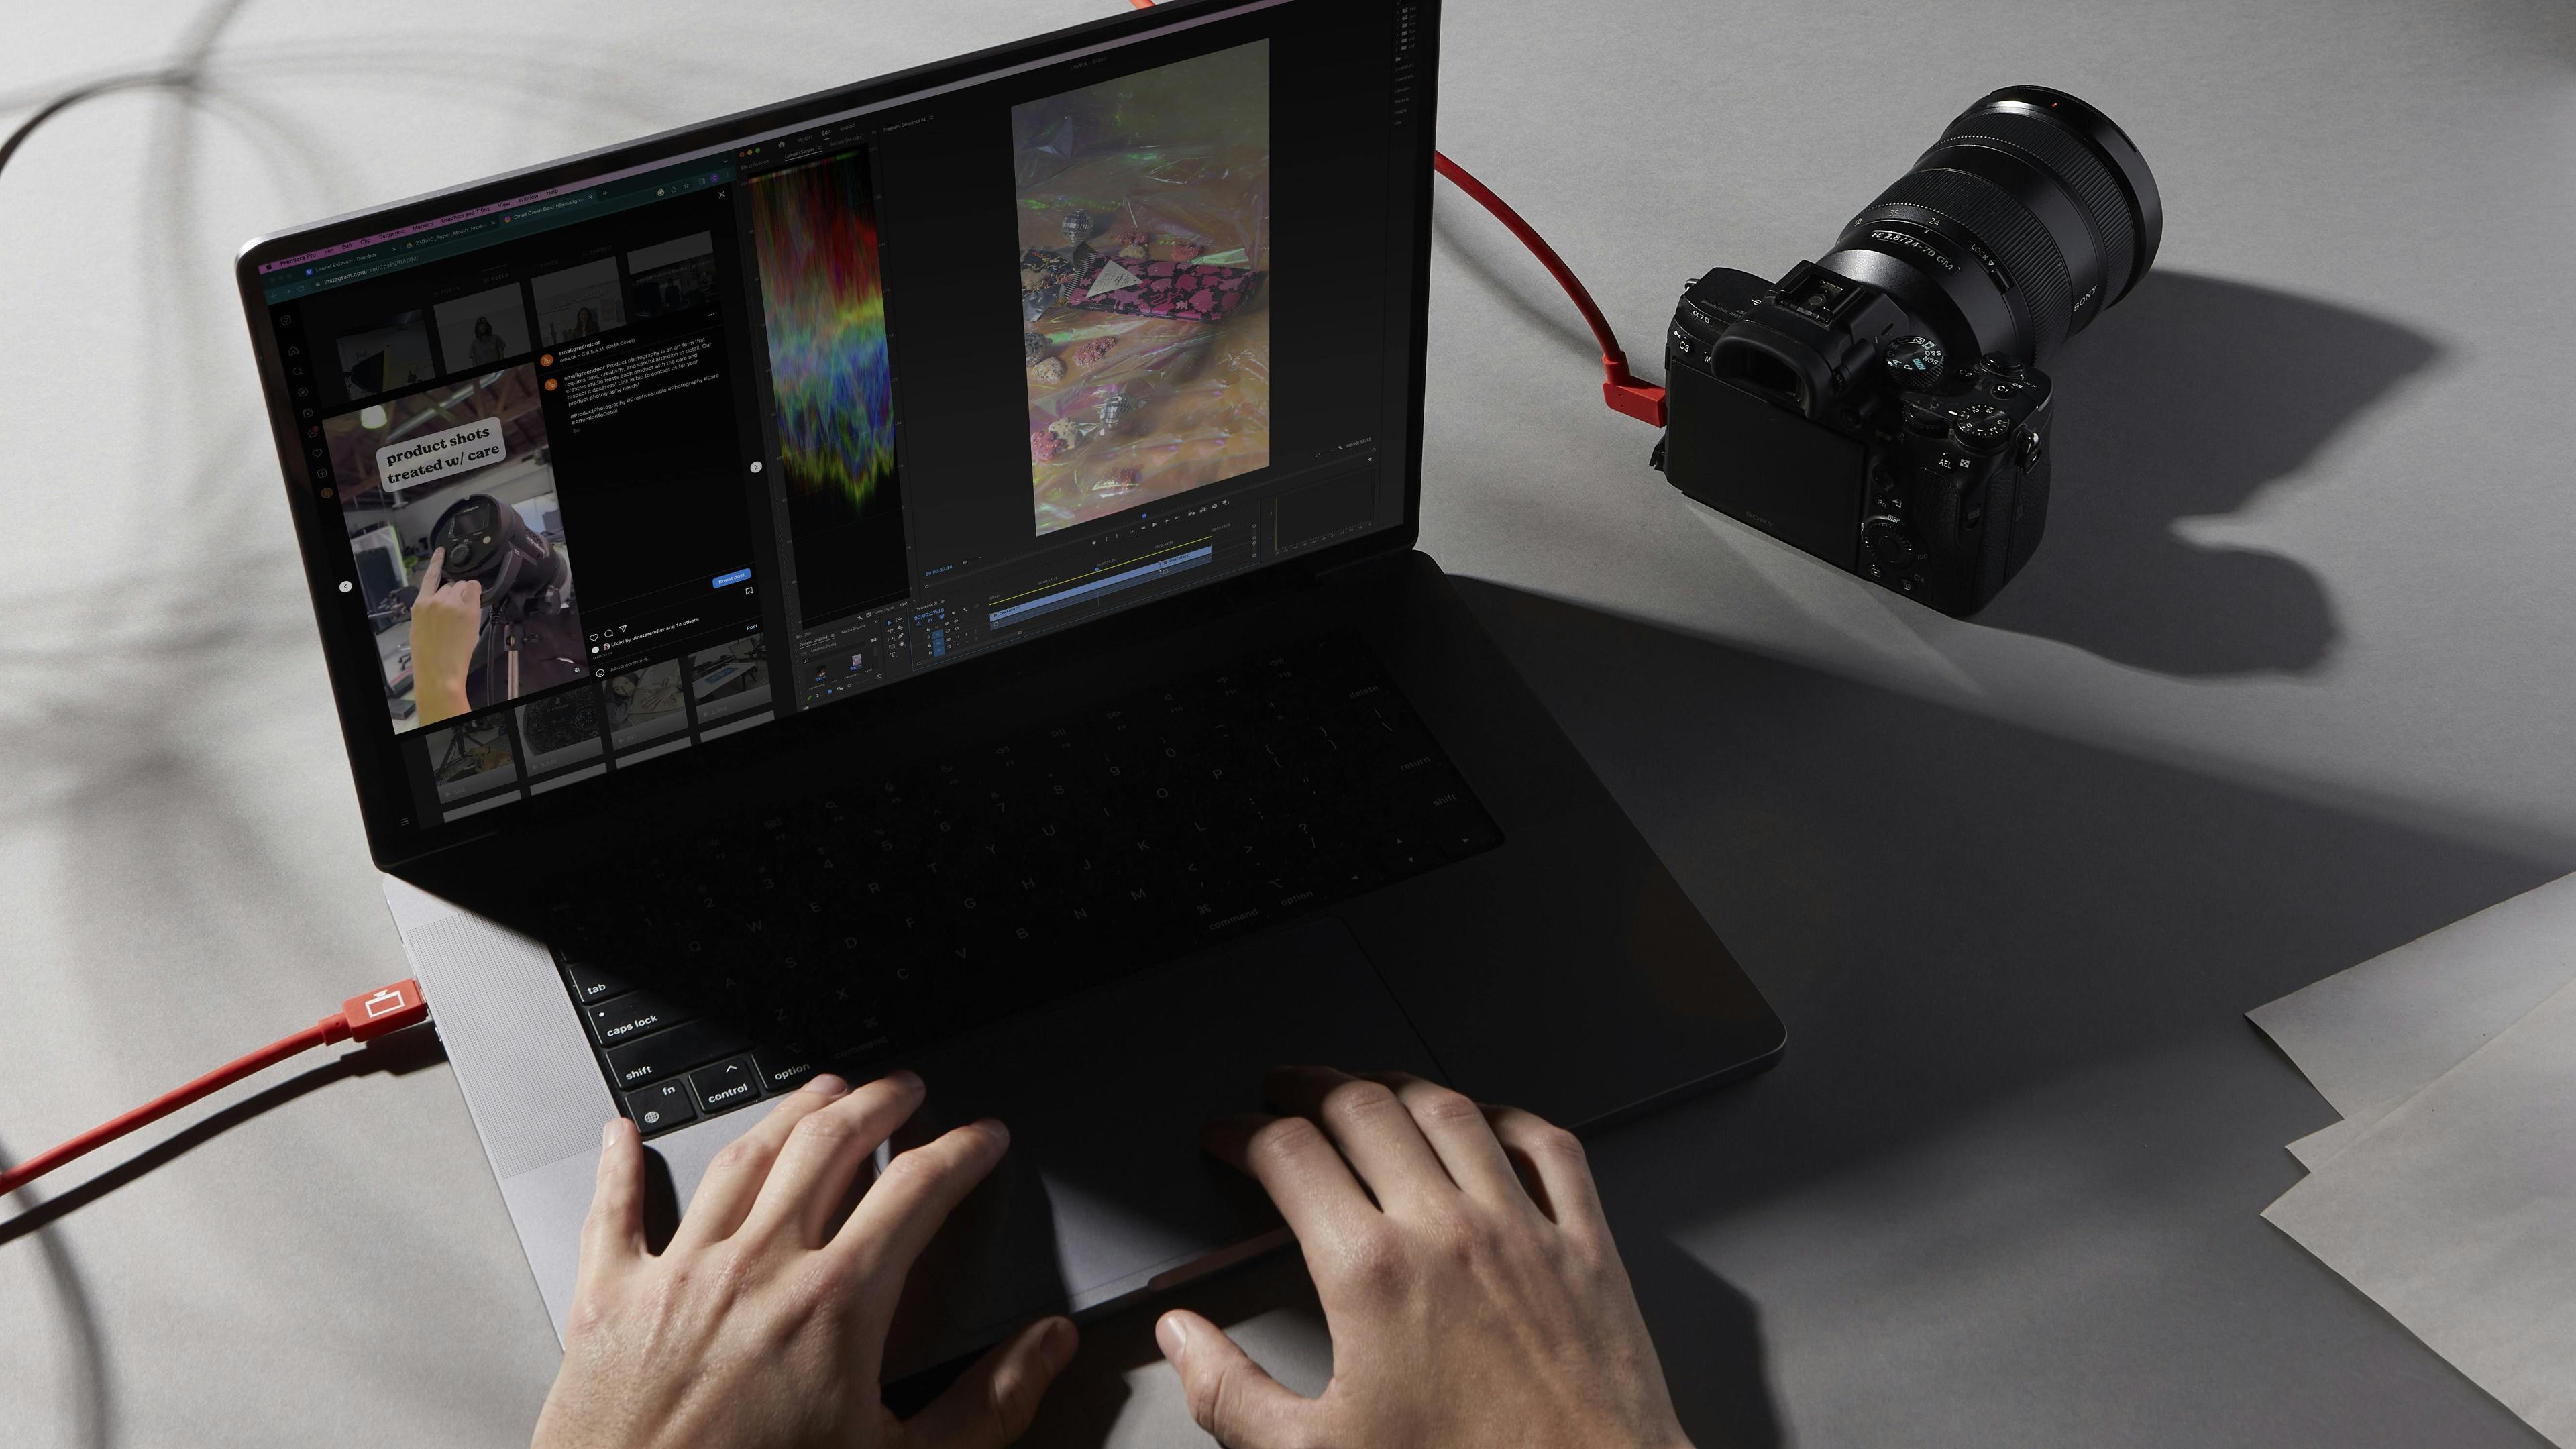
[625,1081,696,1135]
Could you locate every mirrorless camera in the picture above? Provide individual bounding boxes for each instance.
[1657,87,2163,615]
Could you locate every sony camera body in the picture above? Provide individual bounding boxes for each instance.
[1651,85,2163,617]
[1660,262,2051,616]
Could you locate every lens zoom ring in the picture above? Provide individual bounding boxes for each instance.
[1862,167,2072,360]
[1938,111,2135,302]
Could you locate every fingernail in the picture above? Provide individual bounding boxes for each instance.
[602,1118,619,1146]
[1044,1317,1078,1371]
[1155,1312,1189,1363]
[800,1073,849,1096]
[890,1068,924,1093]
[981,1118,1011,1147]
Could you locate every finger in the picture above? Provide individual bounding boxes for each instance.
[1362,1071,1525,1208]
[456,578,481,610]
[417,547,445,595]
[1264,1065,1452,1208]
[740,1069,929,1248]
[577,1117,647,1279]
[1481,1104,1607,1236]
[1156,1309,1318,1449]
[1201,1111,1378,1248]
[830,1118,1011,1284]
[905,1316,1077,1449]
[668,1073,855,1250]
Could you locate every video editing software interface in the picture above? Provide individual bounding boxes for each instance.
[259,1,1429,833]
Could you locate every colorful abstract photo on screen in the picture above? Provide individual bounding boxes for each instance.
[748,149,909,623]
[1014,40,1273,537]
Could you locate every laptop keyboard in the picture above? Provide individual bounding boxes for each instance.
[540,636,1503,1137]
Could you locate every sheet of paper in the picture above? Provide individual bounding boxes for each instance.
[2266,973,2576,1446]
[2248,870,2576,1119]
[2284,1116,2364,1171]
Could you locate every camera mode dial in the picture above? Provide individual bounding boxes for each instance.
[1882,335,1945,383]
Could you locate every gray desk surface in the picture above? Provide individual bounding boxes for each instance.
[5,1,2572,1444]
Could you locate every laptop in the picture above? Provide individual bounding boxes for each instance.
[233,0,1781,1375]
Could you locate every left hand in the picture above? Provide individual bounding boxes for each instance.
[532,1070,1077,1449]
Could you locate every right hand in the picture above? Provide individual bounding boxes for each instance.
[409,545,481,726]
[1157,1066,1695,1449]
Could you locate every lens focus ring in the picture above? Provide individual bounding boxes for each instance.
[1859,166,2074,360]
[1935,110,2137,308]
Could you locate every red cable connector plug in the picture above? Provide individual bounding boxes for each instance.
[1428,154,1668,428]
[331,979,431,1044]
[0,978,429,1199]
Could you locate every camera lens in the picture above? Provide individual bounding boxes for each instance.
[1816,87,2161,368]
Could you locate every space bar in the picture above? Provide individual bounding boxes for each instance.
[604,1020,752,1091]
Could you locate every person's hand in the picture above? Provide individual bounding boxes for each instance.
[408,545,481,726]
[1157,1066,1693,1449]
[533,1071,1077,1449]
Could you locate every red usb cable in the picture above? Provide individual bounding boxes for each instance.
[0,980,431,1199]
[1124,0,1666,426]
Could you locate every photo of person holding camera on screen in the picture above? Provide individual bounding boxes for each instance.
[325,364,589,731]
[403,502,586,729]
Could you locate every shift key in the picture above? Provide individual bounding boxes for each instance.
[604,1020,751,1091]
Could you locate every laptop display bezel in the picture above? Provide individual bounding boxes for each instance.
[234,0,1439,871]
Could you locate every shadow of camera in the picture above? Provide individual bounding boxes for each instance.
[1976,270,2440,676]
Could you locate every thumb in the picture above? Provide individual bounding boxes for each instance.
[1155,1309,1316,1449]
[906,1315,1077,1449]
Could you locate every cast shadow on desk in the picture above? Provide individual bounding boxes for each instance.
[0,1025,444,1449]
[1974,271,2439,676]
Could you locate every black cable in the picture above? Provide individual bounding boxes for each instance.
[0,72,180,182]
[0,0,252,184]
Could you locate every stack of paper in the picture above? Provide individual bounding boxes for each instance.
[2251,872,2576,1444]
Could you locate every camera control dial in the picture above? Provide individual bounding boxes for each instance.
[1949,404,2014,450]
[1862,515,1923,574]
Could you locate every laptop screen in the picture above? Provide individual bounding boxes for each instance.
[242,0,1433,852]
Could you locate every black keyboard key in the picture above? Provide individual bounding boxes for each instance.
[688,1055,763,1115]
[559,633,1499,1114]
[562,959,629,1006]
[753,1050,818,1093]
[586,990,690,1046]
[625,1081,696,1134]
[604,1020,753,1091]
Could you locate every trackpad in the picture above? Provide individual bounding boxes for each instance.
[882,916,1438,1376]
